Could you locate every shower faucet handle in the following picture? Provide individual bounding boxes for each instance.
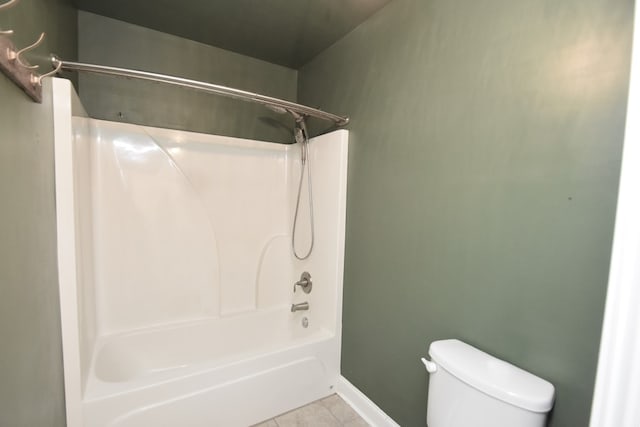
[293,272,312,294]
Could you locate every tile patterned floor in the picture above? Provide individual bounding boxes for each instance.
[253,394,370,427]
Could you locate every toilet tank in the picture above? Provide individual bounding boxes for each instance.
[424,339,555,427]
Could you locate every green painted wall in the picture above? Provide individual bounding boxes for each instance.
[299,1,632,426]
[0,1,77,426]
[74,0,391,68]
[78,11,298,144]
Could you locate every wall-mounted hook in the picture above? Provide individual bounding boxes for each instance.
[31,54,61,86]
[0,0,19,11]
[0,0,19,34]
[7,31,45,69]
[0,25,43,102]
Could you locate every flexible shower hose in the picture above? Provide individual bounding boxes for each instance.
[292,123,314,260]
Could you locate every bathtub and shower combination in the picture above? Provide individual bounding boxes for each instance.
[52,79,349,426]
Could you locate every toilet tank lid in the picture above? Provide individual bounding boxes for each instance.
[428,339,555,412]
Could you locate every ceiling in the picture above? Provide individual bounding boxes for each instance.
[73,0,392,69]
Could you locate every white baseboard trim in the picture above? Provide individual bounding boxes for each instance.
[335,376,400,427]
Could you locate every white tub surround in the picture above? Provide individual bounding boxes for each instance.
[52,79,348,427]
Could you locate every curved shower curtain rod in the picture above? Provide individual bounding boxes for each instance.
[50,56,350,127]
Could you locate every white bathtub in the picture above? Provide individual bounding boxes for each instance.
[91,307,324,387]
[52,79,348,427]
[84,308,339,427]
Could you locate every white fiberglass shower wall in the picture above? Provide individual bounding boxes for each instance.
[52,80,348,427]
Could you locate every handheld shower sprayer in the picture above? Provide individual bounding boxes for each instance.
[290,113,314,260]
[265,105,315,260]
[265,104,307,160]
[292,113,309,164]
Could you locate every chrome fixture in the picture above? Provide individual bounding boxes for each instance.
[291,115,315,260]
[293,272,312,293]
[291,302,310,312]
[301,317,309,328]
[265,108,316,260]
[49,57,349,126]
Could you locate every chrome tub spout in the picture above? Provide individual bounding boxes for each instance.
[291,302,309,312]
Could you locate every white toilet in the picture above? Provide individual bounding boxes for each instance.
[421,339,555,427]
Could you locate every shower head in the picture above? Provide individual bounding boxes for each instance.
[288,110,304,123]
[265,104,308,149]
[294,126,305,145]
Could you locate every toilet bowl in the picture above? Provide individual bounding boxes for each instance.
[421,339,555,427]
